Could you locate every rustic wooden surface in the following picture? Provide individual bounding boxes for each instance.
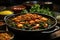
[51,29,60,39]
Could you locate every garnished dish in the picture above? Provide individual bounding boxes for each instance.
[4,3,57,31]
[0,32,14,40]
[5,13,56,31]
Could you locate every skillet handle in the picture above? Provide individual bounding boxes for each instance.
[41,26,60,33]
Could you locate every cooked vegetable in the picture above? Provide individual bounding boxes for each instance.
[8,13,53,30]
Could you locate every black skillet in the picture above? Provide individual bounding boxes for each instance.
[4,13,58,33]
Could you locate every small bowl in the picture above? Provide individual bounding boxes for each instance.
[0,30,14,40]
[9,5,26,13]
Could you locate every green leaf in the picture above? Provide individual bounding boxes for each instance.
[21,9,28,13]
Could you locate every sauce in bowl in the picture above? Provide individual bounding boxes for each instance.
[10,5,26,11]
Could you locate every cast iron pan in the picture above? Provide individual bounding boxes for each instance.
[4,13,57,32]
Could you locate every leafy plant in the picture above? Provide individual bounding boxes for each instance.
[21,4,55,17]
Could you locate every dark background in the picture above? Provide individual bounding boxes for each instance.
[0,0,60,6]
[0,0,60,12]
